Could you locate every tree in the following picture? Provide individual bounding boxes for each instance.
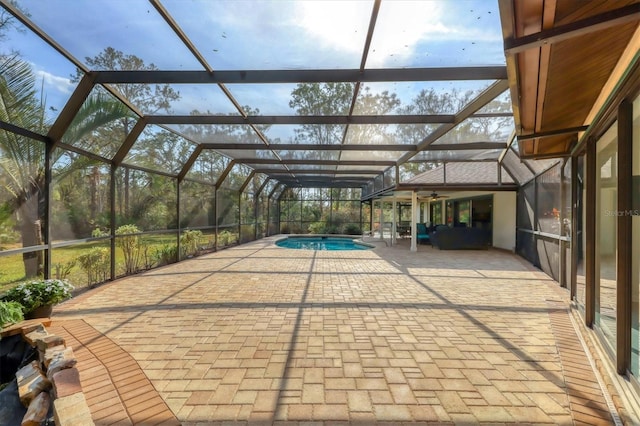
[342,85,400,163]
[0,55,131,278]
[72,47,180,218]
[0,54,47,277]
[287,83,353,160]
[177,106,270,190]
[0,1,26,48]
[129,129,194,175]
[288,83,400,204]
[396,88,477,180]
[73,47,179,116]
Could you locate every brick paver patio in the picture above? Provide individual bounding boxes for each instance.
[53,236,617,425]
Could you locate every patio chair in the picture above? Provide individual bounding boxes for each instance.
[416,223,430,245]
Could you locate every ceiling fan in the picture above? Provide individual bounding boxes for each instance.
[429,191,449,201]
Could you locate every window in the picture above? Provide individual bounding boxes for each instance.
[595,122,618,352]
[631,95,640,376]
[575,156,586,312]
[430,202,443,225]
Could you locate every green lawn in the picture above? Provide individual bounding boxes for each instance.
[0,234,179,294]
[0,231,241,295]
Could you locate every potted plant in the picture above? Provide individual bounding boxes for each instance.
[1,279,74,319]
[0,301,24,328]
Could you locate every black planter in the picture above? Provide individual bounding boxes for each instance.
[24,304,53,320]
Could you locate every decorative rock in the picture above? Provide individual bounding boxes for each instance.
[21,391,50,426]
[6,321,95,426]
[19,323,44,335]
[53,392,94,426]
[16,361,51,407]
[46,347,77,380]
[36,335,65,352]
[22,324,49,347]
[0,319,51,339]
[38,336,65,366]
[43,345,67,368]
[51,367,82,399]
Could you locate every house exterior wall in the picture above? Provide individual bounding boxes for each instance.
[493,192,517,252]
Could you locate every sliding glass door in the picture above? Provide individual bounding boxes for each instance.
[631,94,640,376]
[575,156,587,312]
[595,123,618,351]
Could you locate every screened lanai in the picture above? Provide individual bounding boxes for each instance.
[0,0,545,288]
[1,0,640,421]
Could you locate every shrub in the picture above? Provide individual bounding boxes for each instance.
[91,227,109,238]
[141,245,154,270]
[228,232,238,245]
[217,230,231,247]
[239,225,254,243]
[325,225,339,234]
[308,222,326,234]
[342,223,362,235]
[115,224,142,274]
[0,218,20,247]
[53,260,76,280]
[1,279,74,313]
[0,301,24,328]
[180,230,203,257]
[155,244,177,266]
[77,248,109,286]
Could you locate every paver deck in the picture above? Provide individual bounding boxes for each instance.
[52,236,619,425]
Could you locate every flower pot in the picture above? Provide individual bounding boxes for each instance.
[25,304,53,319]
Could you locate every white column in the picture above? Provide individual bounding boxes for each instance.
[379,200,384,241]
[369,200,374,237]
[411,191,418,252]
[425,201,430,225]
[392,198,397,245]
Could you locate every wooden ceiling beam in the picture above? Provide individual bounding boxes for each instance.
[534,0,557,147]
[517,125,589,141]
[504,3,640,55]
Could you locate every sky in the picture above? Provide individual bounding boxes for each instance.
[1,0,506,124]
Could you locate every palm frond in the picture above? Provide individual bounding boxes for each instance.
[61,91,134,145]
[0,54,44,132]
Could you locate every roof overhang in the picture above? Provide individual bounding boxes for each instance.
[499,0,640,158]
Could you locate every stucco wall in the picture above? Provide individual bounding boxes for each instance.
[492,192,517,251]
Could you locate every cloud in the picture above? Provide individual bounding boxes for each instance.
[293,1,372,56]
[33,68,74,95]
[294,0,502,68]
[30,67,75,113]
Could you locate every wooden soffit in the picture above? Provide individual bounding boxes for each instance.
[500,0,640,158]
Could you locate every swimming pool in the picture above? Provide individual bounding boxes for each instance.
[276,236,373,251]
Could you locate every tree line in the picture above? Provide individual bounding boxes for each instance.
[1,11,510,280]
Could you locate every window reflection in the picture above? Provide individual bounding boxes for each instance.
[575,156,586,312]
[430,201,443,225]
[595,123,618,351]
[631,95,640,376]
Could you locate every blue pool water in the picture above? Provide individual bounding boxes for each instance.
[276,236,372,251]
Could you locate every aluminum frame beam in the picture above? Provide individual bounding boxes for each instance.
[259,169,381,175]
[202,143,415,151]
[235,159,395,166]
[147,114,456,125]
[92,67,508,84]
[397,80,510,165]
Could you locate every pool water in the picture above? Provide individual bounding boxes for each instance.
[276,237,372,251]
